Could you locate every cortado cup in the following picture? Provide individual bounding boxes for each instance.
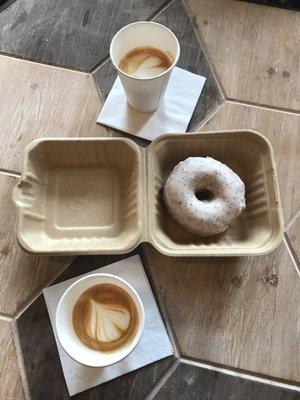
[56,273,145,367]
[110,21,180,112]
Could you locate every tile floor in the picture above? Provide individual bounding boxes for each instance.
[0,0,299,399]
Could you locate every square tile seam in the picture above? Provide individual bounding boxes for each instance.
[182,1,300,115]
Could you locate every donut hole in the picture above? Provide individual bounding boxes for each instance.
[195,188,214,202]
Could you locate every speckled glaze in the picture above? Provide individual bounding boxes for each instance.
[163,157,246,236]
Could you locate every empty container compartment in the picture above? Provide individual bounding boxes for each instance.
[13,138,143,254]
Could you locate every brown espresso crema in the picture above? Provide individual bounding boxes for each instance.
[73,284,139,352]
[118,45,173,78]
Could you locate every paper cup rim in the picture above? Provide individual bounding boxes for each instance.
[55,272,145,367]
[110,21,180,81]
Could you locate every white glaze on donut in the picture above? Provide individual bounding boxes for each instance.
[163,157,246,236]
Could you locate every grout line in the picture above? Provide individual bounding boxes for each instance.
[0,168,21,177]
[91,71,106,104]
[192,99,225,132]
[88,72,112,136]
[14,257,75,320]
[0,51,89,74]
[0,313,13,321]
[285,210,300,231]
[144,358,180,399]
[11,320,32,400]
[90,55,110,74]
[181,358,300,392]
[150,0,176,20]
[183,0,226,97]
[13,289,44,320]
[140,245,181,357]
[227,98,300,116]
[284,233,300,277]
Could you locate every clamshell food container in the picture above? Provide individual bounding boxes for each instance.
[13,131,284,256]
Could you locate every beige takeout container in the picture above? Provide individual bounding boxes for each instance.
[13,131,283,257]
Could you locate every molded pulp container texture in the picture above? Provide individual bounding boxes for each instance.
[13,131,283,256]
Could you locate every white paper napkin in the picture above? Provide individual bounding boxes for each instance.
[43,255,173,396]
[97,67,206,141]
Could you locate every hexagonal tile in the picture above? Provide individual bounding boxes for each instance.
[286,213,300,263]
[154,362,300,399]
[0,318,24,399]
[94,0,224,132]
[0,0,167,70]
[145,241,300,383]
[0,172,72,316]
[0,55,108,174]
[186,0,300,110]
[201,101,300,223]
[16,251,176,399]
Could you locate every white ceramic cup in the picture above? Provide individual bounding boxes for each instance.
[56,273,145,367]
[110,21,180,112]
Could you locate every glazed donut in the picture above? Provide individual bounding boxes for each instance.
[163,157,246,236]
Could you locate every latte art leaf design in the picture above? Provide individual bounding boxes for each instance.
[86,299,131,342]
[132,56,168,78]
[118,45,173,78]
[73,283,139,352]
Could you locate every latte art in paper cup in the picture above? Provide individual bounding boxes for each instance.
[56,273,145,367]
[110,21,180,112]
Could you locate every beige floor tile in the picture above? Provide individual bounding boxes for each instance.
[0,173,72,316]
[0,55,108,174]
[287,214,300,263]
[201,101,300,222]
[146,241,300,382]
[186,0,300,110]
[0,319,24,400]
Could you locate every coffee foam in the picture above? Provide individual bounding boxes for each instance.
[73,284,139,352]
[86,300,130,342]
[118,45,173,78]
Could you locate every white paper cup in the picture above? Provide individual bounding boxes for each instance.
[56,273,145,367]
[110,21,180,112]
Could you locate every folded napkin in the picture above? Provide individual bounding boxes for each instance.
[43,255,173,396]
[97,66,206,141]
